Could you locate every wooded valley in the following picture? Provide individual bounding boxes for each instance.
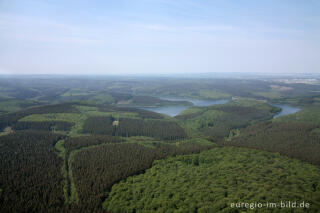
[0,76,320,212]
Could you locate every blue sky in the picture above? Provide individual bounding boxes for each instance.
[0,0,319,75]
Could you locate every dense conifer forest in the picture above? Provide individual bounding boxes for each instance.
[64,135,124,153]
[71,143,212,212]
[223,121,320,165]
[2,0,320,211]
[0,131,65,212]
[83,116,187,140]
[0,76,320,212]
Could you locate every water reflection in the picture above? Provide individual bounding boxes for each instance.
[141,98,229,117]
[271,104,301,118]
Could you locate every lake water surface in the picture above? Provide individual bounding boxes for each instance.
[142,97,301,118]
[271,104,301,118]
[141,98,229,117]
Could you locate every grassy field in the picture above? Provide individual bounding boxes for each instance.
[0,127,13,136]
[61,88,93,97]
[178,107,204,116]
[20,113,81,123]
[18,105,140,136]
[54,140,70,203]
[103,147,320,213]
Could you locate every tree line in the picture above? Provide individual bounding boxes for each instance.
[64,135,124,153]
[222,121,320,165]
[83,116,187,140]
[71,142,213,212]
[0,103,78,131]
[98,105,164,119]
[13,121,74,131]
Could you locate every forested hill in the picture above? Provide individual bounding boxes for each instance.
[0,102,213,212]
[1,76,320,212]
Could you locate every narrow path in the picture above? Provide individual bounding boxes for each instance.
[55,136,170,204]
[55,139,78,204]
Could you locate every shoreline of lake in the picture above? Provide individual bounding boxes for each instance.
[141,98,229,117]
[142,97,301,118]
[270,103,301,118]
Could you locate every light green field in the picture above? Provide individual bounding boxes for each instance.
[74,105,139,118]
[54,140,70,203]
[0,127,13,136]
[20,113,83,136]
[124,136,213,148]
[178,107,203,116]
[19,105,140,136]
[62,90,115,104]
[254,91,282,99]
[177,137,215,146]
[61,88,93,97]
[20,113,80,123]
[124,136,163,149]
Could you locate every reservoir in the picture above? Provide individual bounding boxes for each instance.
[142,97,301,118]
[141,98,229,117]
[271,104,301,118]
[160,97,229,107]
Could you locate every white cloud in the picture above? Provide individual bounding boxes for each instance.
[0,13,105,45]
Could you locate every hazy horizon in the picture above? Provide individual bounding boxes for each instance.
[1,0,319,75]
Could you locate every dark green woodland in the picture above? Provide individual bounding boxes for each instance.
[0,76,320,212]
